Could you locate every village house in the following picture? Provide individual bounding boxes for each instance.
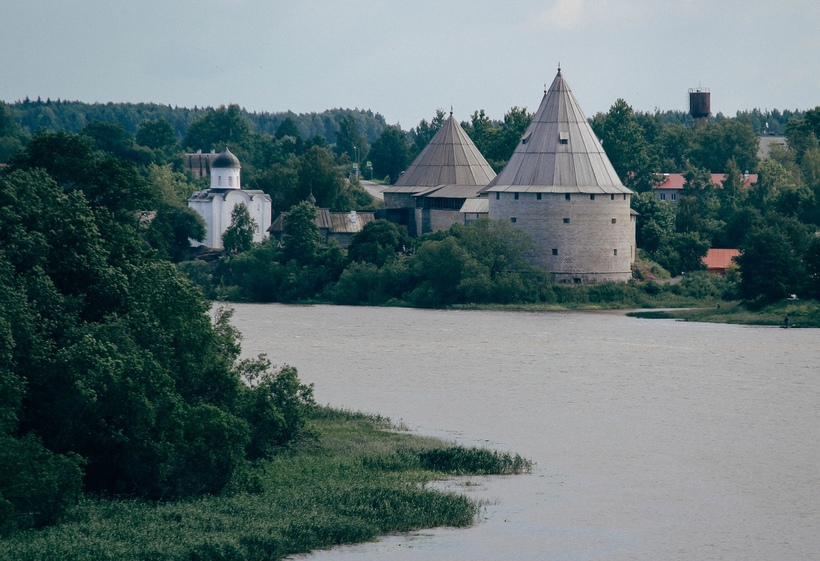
[653,173,758,202]
[269,208,376,248]
[184,149,218,179]
[702,248,740,275]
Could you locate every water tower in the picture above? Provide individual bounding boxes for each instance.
[689,87,711,119]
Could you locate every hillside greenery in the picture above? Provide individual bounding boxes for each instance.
[0,135,320,533]
[0,110,533,552]
[0,407,530,561]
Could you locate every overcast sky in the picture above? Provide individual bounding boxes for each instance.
[2,0,818,128]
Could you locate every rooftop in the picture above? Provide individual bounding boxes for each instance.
[386,113,495,192]
[485,68,630,195]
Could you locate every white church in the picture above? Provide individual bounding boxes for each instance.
[187,147,272,249]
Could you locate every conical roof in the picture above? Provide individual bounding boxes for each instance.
[485,69,630,194]
[391,113,495,190]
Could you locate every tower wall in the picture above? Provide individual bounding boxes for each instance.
[489,192,634,283]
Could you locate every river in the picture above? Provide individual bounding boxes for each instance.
[228,303,819,561]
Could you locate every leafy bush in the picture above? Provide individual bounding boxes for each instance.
[0,434,83,533]
[675,271,732,300]
[239,362,316,459]
[329,261,382,305]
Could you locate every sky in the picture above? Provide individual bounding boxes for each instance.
[2,0,819,128]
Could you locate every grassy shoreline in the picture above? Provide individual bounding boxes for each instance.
[1,408,530,561]
[626,300,820,327]
[288,297,820,327]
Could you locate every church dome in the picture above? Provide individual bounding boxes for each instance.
[211,147,241,169]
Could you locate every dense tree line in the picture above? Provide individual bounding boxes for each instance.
[182,207,551,306]
[183,206,750,309]
[3,98,388,147]
[592,100,820,304]
[4,95,820,306]
[0,131,316,534]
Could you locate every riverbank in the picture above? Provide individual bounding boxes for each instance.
[626,300,820,327]
[1,408,530,561]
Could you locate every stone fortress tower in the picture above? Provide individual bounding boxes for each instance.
[187,147,272,249]
[382,112,496,236]
[485,68,636,283]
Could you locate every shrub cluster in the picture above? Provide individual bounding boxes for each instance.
[187,213,552,307]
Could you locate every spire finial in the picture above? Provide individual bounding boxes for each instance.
[557,62,562,75]
[450,105,453,116]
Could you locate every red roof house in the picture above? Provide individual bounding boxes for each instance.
[653,173,758,202]
[702,248,740,274]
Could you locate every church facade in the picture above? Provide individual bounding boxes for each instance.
[187,147,272,249]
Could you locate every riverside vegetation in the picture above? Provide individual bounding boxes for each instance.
[0,121,529,558]
[1,407,531,561]
[180,202,820,326]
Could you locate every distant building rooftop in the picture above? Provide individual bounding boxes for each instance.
[653,173,758,201]
[702,248,740,274]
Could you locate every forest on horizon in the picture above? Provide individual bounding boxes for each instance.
[1,96,807,145]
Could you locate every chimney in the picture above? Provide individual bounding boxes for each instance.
[349,210,357,223]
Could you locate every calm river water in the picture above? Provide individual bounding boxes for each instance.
[229,303,819,561]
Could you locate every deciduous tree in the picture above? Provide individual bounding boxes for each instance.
[590,99,658,192]
[183,104,252,151]
[348,219,410,267]
[222,204,257,254]
[367,125,410,184]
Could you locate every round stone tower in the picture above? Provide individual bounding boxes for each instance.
[485,68,635,283]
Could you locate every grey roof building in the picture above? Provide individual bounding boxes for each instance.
[382,112,495,235]
[269,208,376,249]
[486,68,636,283]
[391,112,496,189]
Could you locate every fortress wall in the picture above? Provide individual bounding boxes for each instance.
[383,192,415,209]
[489,192,634,283]
[425,209,464,234]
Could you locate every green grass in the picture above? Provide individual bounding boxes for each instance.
[0,407,531,561]
[627,300,820,327]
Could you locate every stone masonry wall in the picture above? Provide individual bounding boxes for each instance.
[489,192,634,283]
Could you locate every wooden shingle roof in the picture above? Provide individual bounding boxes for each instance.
[385,113,495,193]
[485,69,631,195]
[269,209,375,235]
